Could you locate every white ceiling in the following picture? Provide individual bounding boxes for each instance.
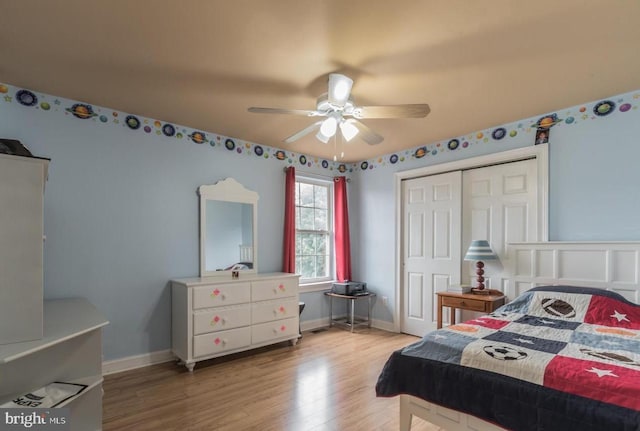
[1,0,639,162]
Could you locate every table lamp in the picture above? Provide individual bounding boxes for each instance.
[464,240,498,293]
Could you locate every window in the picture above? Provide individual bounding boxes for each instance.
[295,177,333,282]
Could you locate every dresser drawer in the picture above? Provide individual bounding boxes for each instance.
[193,326,251,358]
[251,278,297,301]
[192,283,251,309]
[252,298,300,324]
[252,317,298,345]
[441,296,486,312]
[193,304,251,335]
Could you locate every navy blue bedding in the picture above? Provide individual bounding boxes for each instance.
[376,286,640,430]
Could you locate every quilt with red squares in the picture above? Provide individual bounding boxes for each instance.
[376,286,640,431]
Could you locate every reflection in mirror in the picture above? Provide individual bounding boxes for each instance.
[199,178,258,277]
[205,201,253,272]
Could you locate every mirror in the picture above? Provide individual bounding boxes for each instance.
[199,178,258,277]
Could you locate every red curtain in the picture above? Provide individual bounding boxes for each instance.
[334,177,352,281]
[282,167,296,273]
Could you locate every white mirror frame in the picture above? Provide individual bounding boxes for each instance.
[199,178,259,277]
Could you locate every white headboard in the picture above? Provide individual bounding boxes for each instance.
[507,242,640,304]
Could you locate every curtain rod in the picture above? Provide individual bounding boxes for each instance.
[283,167,351,182]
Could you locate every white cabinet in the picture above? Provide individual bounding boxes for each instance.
[0,153,49,344]
[0,299,108,431]
[172,273,300,371]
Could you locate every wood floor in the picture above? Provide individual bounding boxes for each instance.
[103,327,443,431]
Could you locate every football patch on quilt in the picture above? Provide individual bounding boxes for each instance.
[527,292,592,322]
[579,348,640,367]
[558,341,640,370]
[541,298,577,318]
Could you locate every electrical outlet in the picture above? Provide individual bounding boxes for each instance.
[382,296,388,305]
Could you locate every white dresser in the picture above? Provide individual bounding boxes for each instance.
[171,272,300,371]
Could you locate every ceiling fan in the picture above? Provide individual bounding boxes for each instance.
[248,74,430,146]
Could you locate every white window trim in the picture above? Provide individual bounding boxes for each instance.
[295,175,335,284]
[299,280,335,293]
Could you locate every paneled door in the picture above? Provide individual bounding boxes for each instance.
[400,158,539,337]
[462,158,538,290]
[401,171,462,336]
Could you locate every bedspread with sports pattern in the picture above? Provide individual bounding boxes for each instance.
[376,286,640,431]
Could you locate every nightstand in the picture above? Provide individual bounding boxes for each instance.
[436,290,505,329]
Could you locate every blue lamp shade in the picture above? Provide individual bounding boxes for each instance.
[464,240,498,261]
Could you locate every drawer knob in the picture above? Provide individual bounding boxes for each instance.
[211,288,221,297]
[279,306,286,313]
[280,325,286,332]
[214,338,221,345]
[278,284,285,291]
[210,316,220,326]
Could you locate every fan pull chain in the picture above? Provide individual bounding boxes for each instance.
[332,128,346,161]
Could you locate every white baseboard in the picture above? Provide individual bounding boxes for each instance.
[300,317,331,332]
[371,318,397,332]
[102,349,175,375]
[301,316,397,333]
[103,319,398,375]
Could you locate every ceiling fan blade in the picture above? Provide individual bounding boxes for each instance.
[353,104,431,119]
[327,74,353,108]
[248,107,319,116]
[283,121,323,144]
[352,120,384,145]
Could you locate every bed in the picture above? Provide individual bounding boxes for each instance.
[376,286,640,431]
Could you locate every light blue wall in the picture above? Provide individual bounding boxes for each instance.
[2,83,639,359]
[350,91,640,325]
[0,85,348,360]
[549,112,640,240]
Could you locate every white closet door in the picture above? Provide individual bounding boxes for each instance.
[401,171,462,337]
[462,158,538,291]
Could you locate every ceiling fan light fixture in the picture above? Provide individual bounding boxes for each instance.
[340,119,359,142]
[319,116,338,138]
[328,74,353,107]
[315,130,331,144]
